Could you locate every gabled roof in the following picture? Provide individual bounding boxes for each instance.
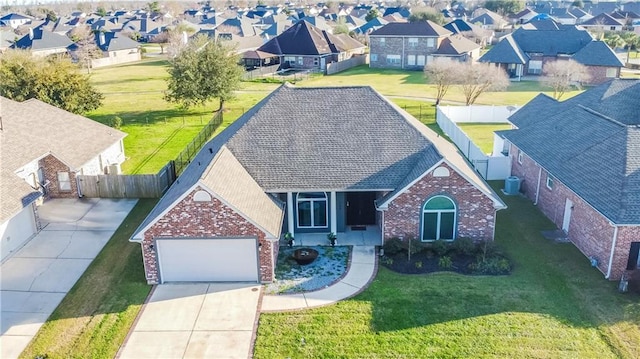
[581,13,624,26]
[436,34,480,55]
[12,28,73,51]
[355,17,388,34]
[0,13,30,21]
[506,93,559,128]
[572,40,624,67]
[200,146,284,238]
[500,79,640,224]
[443,19,481,34]
[369,20,451,37]
[510,25,593,55]
[478,35,528,64]
[95,32,140,51]
[513,8,537,19]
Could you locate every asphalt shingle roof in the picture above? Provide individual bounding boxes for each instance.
[500,79,640,224]
[12,28,73,51]
[571,40,624,67]
[436,34,480,55]
[369,20,451,37]
[258,20,332,55]
[509,26,593,55]
[478,35,528,64]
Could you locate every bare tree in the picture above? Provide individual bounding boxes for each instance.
[541,60,591,100]
[458,63,510,105]
[424,58,460,105]
[69,26,102,73]
[166,30,188,58]
[149,31,169,54]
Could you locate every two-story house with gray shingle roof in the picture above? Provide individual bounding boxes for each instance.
[130,84,506,284]
[11,28,74,57]
[369,20,481,70]
[479,25,624,83]
[497,79,640,281]
[0,97,127,261]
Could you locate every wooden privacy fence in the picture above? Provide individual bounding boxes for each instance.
[325,55,367,75]
[78,162,175,198]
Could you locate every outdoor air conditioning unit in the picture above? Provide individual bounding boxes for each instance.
[108,164,122,175]
[503,176,521,195]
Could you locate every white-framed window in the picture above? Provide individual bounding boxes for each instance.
[606,67,617,78]
[417,55,426,66]
[408,37,418,47]
[546,173,555,190]
[297,56,303,65]
[528,60,542,74]
[386,54,401,65]
[427,37,435,48]
[284,56,296,64]
[517,150,524,164]
[421,195,456,241]
[297,192,328,228]
[426,55,434,64]
[370,53,378,61]
[379,37,385,44]
[57,171,71,191]
[407,55,416,66]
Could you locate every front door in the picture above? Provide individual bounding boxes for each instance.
[562,199,573,233]
[346,192,376,225]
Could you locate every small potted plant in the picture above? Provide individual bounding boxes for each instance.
[284,232,295,247]
[327,232,337,247]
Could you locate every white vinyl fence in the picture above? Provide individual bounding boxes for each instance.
[437,105,520,180]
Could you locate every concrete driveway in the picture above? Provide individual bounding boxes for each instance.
[0,198,137,359]
[118,283,261,359]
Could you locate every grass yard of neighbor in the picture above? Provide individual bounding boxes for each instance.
[254,182,640,358]
[458,122,512,154]
[20,199,157,359]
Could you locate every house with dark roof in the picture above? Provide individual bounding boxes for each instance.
[0,97,127,261]
[130,84,506,284]
[469,8,509,30]
[479,25,624,83]
[444,18,494,46]
[580,13,625,31]
[89,31,141,68]
[369,20,481,70]
[11,28,74,56]
[0,13,31,28]
[497,79,640,281]
[254,20,365,71]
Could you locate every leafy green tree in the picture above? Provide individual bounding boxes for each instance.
[96,6,108,16]
[621,31,640,61]
[0,50,103,114]
[571,0,584,8]
[484,0,524,16]
[408,10,445,24]
[164,35,243,111]
[603,31,625,49]
[365,9,380,22]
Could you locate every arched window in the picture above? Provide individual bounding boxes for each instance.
[297,192,328,228]
[421,195,456,241]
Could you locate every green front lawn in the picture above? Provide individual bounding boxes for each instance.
[254,183,640,358]
[20,200,157,359]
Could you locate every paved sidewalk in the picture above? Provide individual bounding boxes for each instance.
[261,246,377,312]
[0,198,137,359]
[118,283,261,359]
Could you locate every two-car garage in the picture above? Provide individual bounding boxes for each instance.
[156,238,260,283]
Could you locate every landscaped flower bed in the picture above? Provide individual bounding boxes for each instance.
[381,237,512,275]
[265,246,350,294]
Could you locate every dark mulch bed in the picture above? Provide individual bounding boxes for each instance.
[382,251,478,275]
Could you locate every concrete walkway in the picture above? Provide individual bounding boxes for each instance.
[118,283,261,359]
[261,246,377,312]
[0,198,137,359]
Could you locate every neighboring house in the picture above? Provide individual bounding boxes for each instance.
[255,20,365,71]
[354,16,388,34]
[91,31,141,68]
[241,49,279,69]
[470,9,509,30]
[130,84,506,284]
[479,25,624,83]
[0,97,126,260]
[580,13,625,32]
[0,13,31,28]
[11,28,74,57]
[512,8,538,24]
[369,21,481,70]
[497,79,640,281]
[444,18,494,46]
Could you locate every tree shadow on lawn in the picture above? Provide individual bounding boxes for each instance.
[88,108,214,126]
[364,185,639,334]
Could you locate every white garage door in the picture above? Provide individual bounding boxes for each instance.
[1,206,38,261]
[157,238,259,283]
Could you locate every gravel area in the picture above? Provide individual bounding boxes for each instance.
[265,246,350,294]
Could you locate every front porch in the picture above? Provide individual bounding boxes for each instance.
[283,225,381,247]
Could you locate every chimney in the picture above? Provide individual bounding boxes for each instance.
[29,27,34,40]
[99,32,105,46]
[181,31,188,44]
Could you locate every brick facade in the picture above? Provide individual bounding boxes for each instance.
[510,144,639,280]
[141,187,277,284]
[522,56,619,84]
[369,36,443,70]
[383,163,497,241]
[40,154,78,198]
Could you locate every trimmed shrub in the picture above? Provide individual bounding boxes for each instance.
[438,255,453,269]
[451,237,475,256]
[431,239,449,256]
[469,257,512,275]
[109,116,123,129]
[383,237,404,256]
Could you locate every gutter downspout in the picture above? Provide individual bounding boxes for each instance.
[606,224,619,279]
[534,166,542,205]
[402,36,405,69]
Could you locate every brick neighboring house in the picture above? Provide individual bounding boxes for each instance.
[369,20,481,70]
[253,19,365,72]
[130,84,506,284]
[0,97,127,260]
[479,25,624,83]
[497,79,640,281]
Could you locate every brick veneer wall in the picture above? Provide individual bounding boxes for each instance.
[142,187,276,284]
[383,163,497,241]
[586,66,619,84]
[509,144,638,280]
[369,36,442,70]
[40,154,78,198]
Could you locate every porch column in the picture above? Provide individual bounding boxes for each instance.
[330,191,337,234]
[287,192,295,238]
